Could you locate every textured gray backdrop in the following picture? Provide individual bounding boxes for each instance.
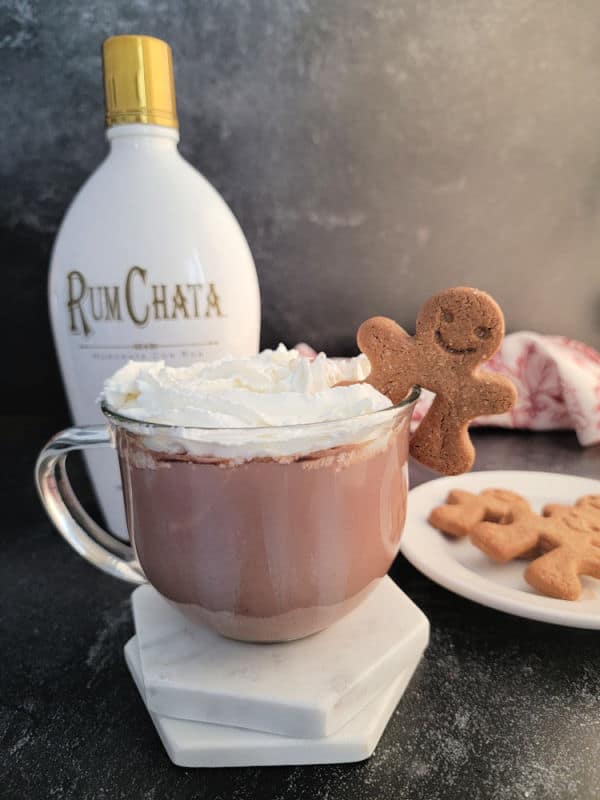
[1,0,599,412]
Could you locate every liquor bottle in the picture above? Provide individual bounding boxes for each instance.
[48,35,261,536]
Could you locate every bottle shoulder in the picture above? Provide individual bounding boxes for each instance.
[51,148,250,255]
[56,149,236,222]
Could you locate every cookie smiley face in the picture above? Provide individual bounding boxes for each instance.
[416,287,504,362]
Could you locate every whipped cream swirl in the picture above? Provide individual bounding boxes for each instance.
[102,345,398,459]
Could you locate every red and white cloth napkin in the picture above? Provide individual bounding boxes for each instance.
[296,333,600,447]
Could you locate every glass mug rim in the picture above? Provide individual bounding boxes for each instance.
[100,384,422,435]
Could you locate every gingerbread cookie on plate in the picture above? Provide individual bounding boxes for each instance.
[428,488,530,538]
[470,493,600,599]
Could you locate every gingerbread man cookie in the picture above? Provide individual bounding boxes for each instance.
[470,494,600,599]
[429,489,530,538]
[525,497,600,600]
[357,287,517,475]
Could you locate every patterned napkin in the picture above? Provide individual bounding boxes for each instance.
[296,333,600,447]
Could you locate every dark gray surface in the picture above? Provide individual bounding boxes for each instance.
[1,0,599,414]
[2,421,600,799]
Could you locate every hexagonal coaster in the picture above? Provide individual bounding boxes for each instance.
[125,637,422,768]
[132,577,429,738]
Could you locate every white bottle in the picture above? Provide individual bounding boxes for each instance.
[48,35,261,536]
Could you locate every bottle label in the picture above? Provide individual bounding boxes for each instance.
[66,266,224,337]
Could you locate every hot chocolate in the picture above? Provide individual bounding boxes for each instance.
[103,346,417,641]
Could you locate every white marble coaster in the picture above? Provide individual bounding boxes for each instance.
[125,637,421,768]
[132,577,429,738]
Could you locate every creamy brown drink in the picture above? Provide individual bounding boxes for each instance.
[102,346,418,641]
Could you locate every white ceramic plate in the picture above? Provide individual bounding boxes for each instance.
[400,470,600,629]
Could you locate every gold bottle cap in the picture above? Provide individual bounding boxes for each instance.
[102,35,178,129]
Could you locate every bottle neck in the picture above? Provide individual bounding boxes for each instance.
[106,123,180,154]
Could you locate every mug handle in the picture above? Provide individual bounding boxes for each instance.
[35,424,145,584]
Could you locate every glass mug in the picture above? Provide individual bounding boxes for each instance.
[35,389,420,642]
